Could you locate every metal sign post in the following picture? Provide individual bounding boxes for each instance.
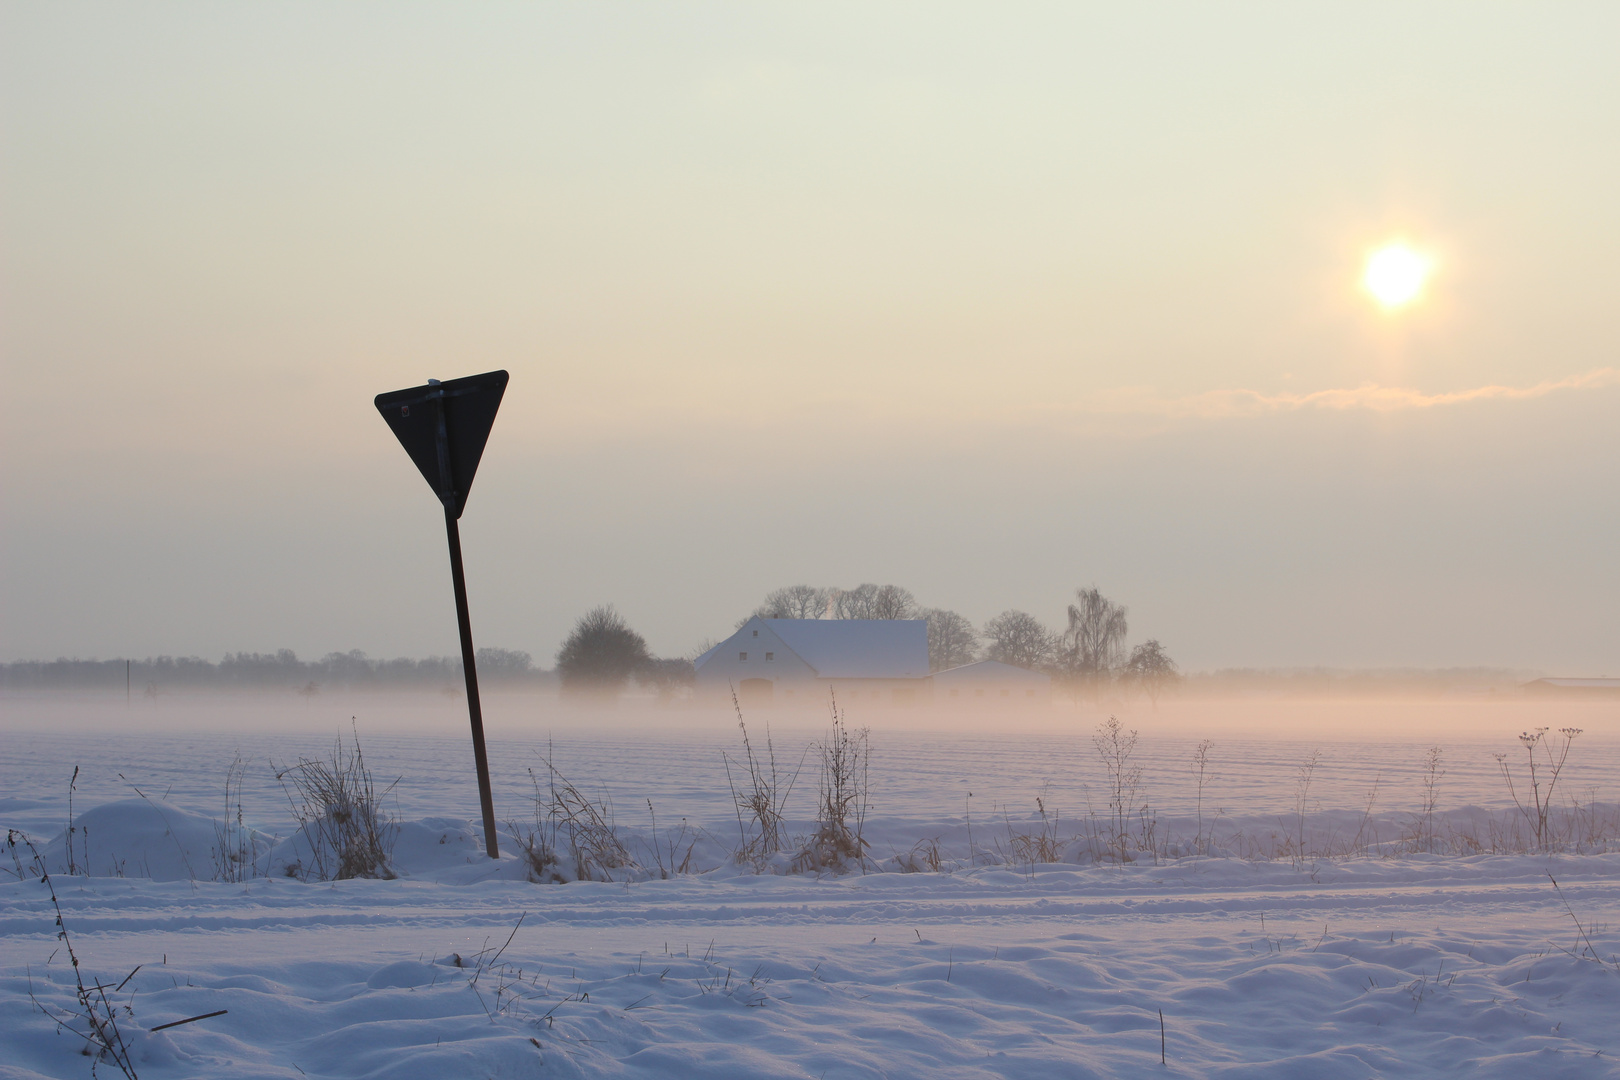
[375,370,509,859]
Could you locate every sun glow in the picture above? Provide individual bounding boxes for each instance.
[1362,243,1433,309]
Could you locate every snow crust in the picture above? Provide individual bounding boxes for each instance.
[4,718,1619,1078]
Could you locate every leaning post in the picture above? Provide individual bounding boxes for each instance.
[375,370,509,858]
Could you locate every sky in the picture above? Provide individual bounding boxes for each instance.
[2,2,1617,673]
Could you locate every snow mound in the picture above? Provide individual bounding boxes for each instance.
[42,798,228,881]
[366,959,439,989]
[391,818,489,875]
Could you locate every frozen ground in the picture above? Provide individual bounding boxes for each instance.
[3,694,1619,1078]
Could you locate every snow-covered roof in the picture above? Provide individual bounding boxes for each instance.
[930,659,1050,683]
[759,618,929,679]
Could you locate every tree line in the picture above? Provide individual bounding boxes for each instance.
[553,583,1180,703]
[743,582,1179,703]
[0,648,550,693]
[9,584,1179,703]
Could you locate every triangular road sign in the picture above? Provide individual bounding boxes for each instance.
[375,370,508,520]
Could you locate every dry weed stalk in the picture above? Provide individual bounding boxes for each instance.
[1190,740,1214,857]
[274,727,397,881]
[794,696,870,873]
[896,837,944,873]
[1349,773,1382,858]
[723,688,804,866]
[1548,873,1620,973]
[1286,749,1322,867]
[645,799,699,878]
[1094,716,1143,863]
[65,766,85,876]
[1396,746,1445,854]
[510,769,562,882]
[5,828,45,882]
[532,756,638,881]
[1005,794,1065,870]
[212,754,266,883]
[1495,727,1583,852]
[9,831,141,1078]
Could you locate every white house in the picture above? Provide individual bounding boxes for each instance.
[929,659,1052,706]
[694,617,930,707]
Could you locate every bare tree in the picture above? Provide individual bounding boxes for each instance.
[923,608,979,671]
[636,657,695,702]
[832,584,874,619]
[1062,586,1129,698]
[475,647,533,681]
[746,585,832,623]
[774,585,833,619]
[982,610,1056,669]
[556,605,650,696]
[869,584,917,620]
[832,583,911,619]
[1122,639,1179,707]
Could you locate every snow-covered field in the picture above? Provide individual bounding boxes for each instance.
[4,694,1619,1079]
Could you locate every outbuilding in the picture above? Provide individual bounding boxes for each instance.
[694,617,930,708]
[929,659,1052,705]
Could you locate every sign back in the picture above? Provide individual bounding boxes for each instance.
[374,370,508,520]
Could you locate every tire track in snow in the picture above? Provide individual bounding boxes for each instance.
[5,875,1615,941]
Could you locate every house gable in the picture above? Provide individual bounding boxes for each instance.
[693,618,819,688]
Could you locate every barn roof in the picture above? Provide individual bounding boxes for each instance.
[687,618,927,679]
[930,659,1051,683]
[764,619,930,678]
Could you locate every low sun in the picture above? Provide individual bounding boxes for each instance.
[1362,242,1433,309]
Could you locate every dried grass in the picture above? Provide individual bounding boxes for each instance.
[793,697,871,874]
[274,728,397,881]
[723,689,804,868]
[523,755,640,881]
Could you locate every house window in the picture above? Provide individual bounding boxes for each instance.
[752,630,758,638]
[765,652,774,661]
[739,651,747,661]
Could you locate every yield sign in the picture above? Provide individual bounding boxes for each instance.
[373,368,510,859]
[374,370,508,520]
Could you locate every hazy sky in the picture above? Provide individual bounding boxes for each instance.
[3,3,1617,672]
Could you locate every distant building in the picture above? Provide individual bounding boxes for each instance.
[694,618,1053,708]
[694,617,930,707]
[1522,678,1620,697]
[930,659,1052,706]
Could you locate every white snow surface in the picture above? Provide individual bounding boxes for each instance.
[3,699,1619,1078]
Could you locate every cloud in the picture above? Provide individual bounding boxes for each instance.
[1073,367,1620,419]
